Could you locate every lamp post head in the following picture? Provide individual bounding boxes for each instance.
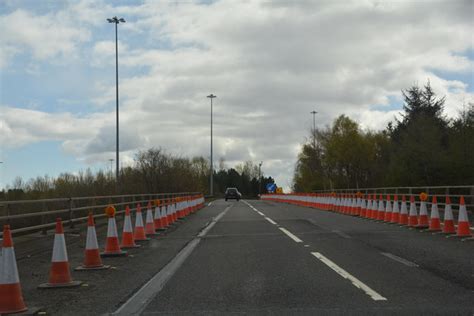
[310,110,317,115]
[207,94,217,99]
[107,16,125,24]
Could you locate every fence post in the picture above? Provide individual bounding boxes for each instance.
[68,197,74,229]
[41,202,47,235]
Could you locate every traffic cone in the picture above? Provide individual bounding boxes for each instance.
[399,195,408,225]
[160,203,169,228]
[76,214,111,270]
[384,195,392,222]
[0,225,27,314]
[101,207,127,257]
[408,196,418,227]
[417,198,429,229]
[390,195,400,223]
[364,195,371,218]
[134,203,149,241]
[360,196,367,218]
[121,206,140,249]
[145,201,158,236]
[377,194,385,221]
[442,196,455,234]
[428,196,441,232]
[39,218,83,288]
[154,200,163,230]
[456,196,471,237]
[371,195,379,219]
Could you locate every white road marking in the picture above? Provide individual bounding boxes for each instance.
[257,211,264,216]
[265,217,277,225]
[113,204,232,315]
[279,227,303,243]
[311,252,387,301]
[208,202,213,206]
[332,230,351,239]
[380,252,419,267]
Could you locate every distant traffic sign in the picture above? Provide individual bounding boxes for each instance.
[266,183,277,193]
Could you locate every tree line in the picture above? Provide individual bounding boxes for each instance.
[1,149,275,200]
[293,82,474,191]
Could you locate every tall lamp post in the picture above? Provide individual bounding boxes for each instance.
[207,94,216,196]
[107,16,125,190]
[258,161,263,195]
[310,110,317,149]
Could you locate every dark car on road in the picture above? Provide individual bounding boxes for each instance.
[225,188,241,201]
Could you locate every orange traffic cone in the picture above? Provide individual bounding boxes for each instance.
[76,213,111,270]
[364,195,371,218]
[121,206,140,249]
[134,203,149,241]
[0,225,28,314]
[384,195,392,222]
[399,195,408,225]
[408,196,418,227]
[161,202,169,228]
[417,198,429,229]
[360,196,367,218]
[39,218,83,288]
[442,196,455,234]
[456,196,471,237]
[371,194,379,219]
[154,200,163,230]
[377,194,385,221]
[390,195,399,223]
[428,196,441,232]
[145,202,158,236]
[101,206,127,257]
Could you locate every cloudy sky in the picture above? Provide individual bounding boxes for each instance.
[0,0,473,191]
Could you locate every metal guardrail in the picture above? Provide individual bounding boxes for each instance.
[0,192,201,237]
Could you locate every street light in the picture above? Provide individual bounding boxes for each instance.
[107,16,125,190]
[207,94,216,196]
[310,110,317,149]
[258,161,263,195]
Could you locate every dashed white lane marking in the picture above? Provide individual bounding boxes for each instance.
[264,217,277,225]
[208,202,213,206]
[279,227,303,243]
[380,252,419,267]
[332,230,351,239]
[311,252,387,301]
[257,211,265,216]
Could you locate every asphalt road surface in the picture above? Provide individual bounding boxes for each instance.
[10,199,474,315]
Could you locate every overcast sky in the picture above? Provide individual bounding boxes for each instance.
[0,0,473,191]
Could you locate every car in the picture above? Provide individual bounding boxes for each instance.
[225,187,241,201]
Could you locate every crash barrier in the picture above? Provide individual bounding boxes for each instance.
[261,185,473,239]
[0,194,205,314]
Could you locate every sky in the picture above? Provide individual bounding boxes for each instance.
[0,0,473,191]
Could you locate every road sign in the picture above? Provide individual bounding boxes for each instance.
[266,183,277,193]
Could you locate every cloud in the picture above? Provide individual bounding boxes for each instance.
[1,0,473,190]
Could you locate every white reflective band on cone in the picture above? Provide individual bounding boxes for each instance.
[85,226,99,250]
[135,212,144,227]
[154,207,160,220]
[0,247,20,284]
[444,204,453,220]
[123,215,133,233]
[458,204,469,222]
[107,217,118,237]
[52,234,69,262]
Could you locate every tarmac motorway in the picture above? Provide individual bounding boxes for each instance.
[9,199,474,315]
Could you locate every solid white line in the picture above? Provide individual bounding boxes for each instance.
[113,205,232,315]
[265,217,277,225]
[279,227,303,243]
[380,252,419,267]
[311,252,387,301]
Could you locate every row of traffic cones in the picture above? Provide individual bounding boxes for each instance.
[261,193,472,238]
[0,194,206,314]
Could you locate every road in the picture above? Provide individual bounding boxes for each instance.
[10,199,474,315]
